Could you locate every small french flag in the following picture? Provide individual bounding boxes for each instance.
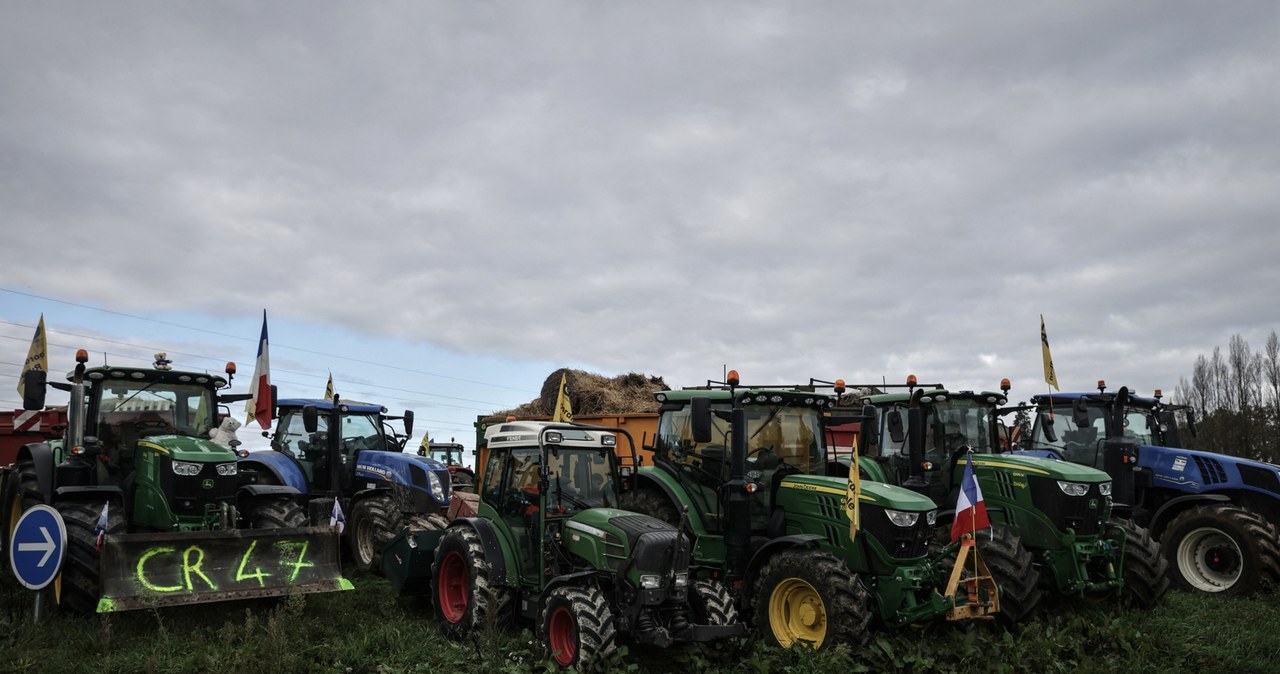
[951,452,992,542]
[330,499,345,535]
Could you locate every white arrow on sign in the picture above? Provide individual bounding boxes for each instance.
[17,526,55,567]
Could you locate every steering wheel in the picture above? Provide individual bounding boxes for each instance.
[747,446,778,465]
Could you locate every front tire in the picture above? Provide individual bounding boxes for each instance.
[974,525,1042,625]
[689,578,738,626]
[1114,518,1170,606]
[432,525,512,638]
[1163,504,1280,595]
[540,584,618,669]
[753,548,872,650]
[349,495,397,571]
[58,500,125,614]
[246,499,307,529]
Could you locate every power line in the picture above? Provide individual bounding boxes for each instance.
[1,288,539,394]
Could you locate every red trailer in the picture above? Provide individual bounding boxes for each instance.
[0,408,66,466]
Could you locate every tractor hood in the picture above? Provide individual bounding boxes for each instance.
[141,435,238,463]
[969,453,1109,483]
[561,508,689,580]
[779,473,937,512]
[1139,444,1280,493]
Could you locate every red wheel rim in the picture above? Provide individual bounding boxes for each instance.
[437,550,469,622]
[548,606,577,666]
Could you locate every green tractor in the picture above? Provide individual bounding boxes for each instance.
[841,378,1168,621]
[621,373,994,650]
[1,351,347,613]
[382,421,744,669]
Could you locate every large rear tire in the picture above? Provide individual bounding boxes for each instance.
[753,548,872,650]
[58,500,126,614]
[3,460,43,574]
[1163,504,1280,595]
[1113,518,1170,607]
[432,525,513,638]
[540,584,618,669]
[974,525,1041,625]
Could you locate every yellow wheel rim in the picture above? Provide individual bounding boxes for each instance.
[768,577,827,648]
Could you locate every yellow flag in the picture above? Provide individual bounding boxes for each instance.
[1041,314,1059,391]
[324,371,336,400]
[552,372,574,423]
[17,314,48,398]
[845,435,861,541]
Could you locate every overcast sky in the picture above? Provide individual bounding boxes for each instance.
[2,2,1277,455]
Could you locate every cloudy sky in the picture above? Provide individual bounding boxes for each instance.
[2,2,1277,454]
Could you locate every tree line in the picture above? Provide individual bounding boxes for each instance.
[1173,331,1280,464]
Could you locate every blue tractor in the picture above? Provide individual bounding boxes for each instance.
[1012,382,1280,595]
[239,396,452,570]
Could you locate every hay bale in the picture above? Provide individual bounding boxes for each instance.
[496,368,670,417]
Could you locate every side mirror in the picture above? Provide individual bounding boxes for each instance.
[859,404,880,448]
[691,397,712,443]
[22,370,48,410]
[887,409,905,444]
[1185,409,1198,437]
[403,410,414,438]
[1039,412,1058,443]
[303,405,318,433]
[1072,398,1090,429]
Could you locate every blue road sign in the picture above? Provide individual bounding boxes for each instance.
[9,505,66,590]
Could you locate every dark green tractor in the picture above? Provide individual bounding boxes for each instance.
[382,421,743,669]
[846,379,1168,621]
[1,351,346,613]
[622,373,993,650]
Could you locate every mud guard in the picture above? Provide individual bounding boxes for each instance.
[97,526,351,612]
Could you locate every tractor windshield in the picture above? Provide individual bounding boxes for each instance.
[96,381,217,439]
[1029,403,1155,466]
[546,449,617,511]
[927,400,997,456]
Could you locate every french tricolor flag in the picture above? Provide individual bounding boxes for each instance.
[246,311,272,430]
[951,452,991,542]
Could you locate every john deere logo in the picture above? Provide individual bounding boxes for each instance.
[202,479,214,490]
[1088,498,1099,509]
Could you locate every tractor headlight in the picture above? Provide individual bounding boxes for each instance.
[215,463,238,476]
[884,510,920,527]
[673,573,689,588]
[427,470,446,502]
[1098,482,1112,497]
[172,461,202,476]
[926,510,938,526]
[1057,481,1090,497]
[640,575,663,589]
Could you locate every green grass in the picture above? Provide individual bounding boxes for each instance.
[3,571,1279,673]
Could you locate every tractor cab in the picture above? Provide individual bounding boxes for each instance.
[650,387,829,534]
[481,422,629,580]
[272,399,405,494]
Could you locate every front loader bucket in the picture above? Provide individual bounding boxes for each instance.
[97,526,352,612]
[381,527,445,597]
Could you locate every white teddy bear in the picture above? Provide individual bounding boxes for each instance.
[209,416,242,448]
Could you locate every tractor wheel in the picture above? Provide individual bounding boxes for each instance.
[973,525,1042,625]
[246,498,308,529]
[618,488,681,527]
[4,460,43,573]
[1163,504,1280,595]
[432,525,513,638]
[540,584,618,669]
[349,495,398,571]
[689,578,738,626]
[58,500,125,614]
[1113,518,1170,607]
[401,512,449,532]
[451,469,476,494]
[753,548,872,650]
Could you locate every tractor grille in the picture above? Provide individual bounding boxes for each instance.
[1028,476,1104,536]
[1194,456,1228,485]
[159,458,237,517]
[860,504,931,559]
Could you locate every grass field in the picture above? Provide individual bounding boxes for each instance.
[3,569,1279,673]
